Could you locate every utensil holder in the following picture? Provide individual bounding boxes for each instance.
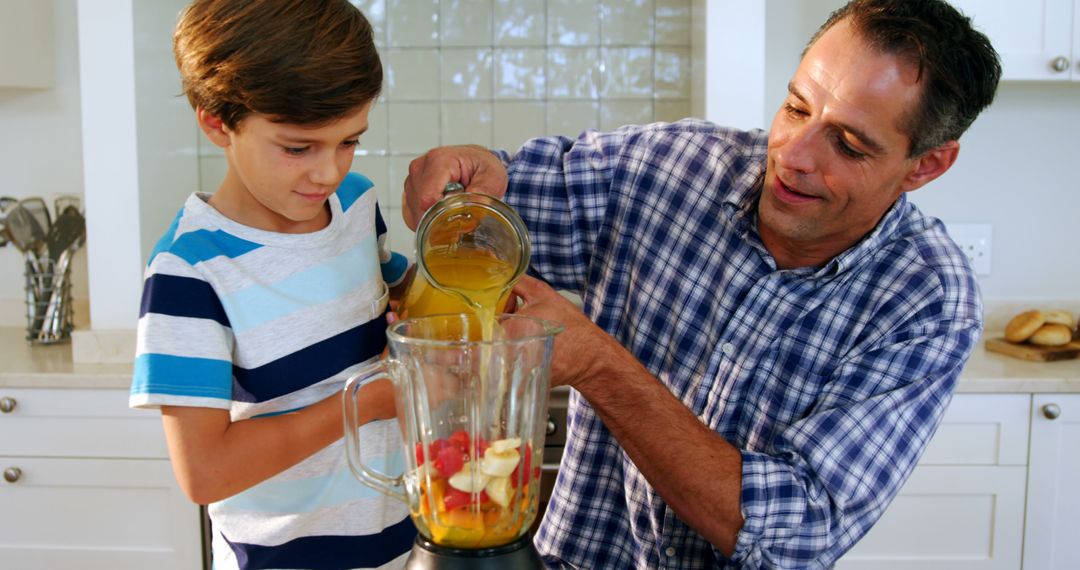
[24,257,73,344]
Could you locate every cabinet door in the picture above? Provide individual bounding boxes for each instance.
[0,457,201,570]
[838,465,1027,570]
[837,394,1030,570]
[1024,394,1080,570]
[949,0,1074,80]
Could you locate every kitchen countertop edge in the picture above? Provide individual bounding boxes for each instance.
[3,328,1080,393]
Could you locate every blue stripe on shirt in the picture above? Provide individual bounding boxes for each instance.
[382,251,409,286]
[139,273,230,325]
[221,235,378,334]
[166,228,263,266]
[232,315,388,403]
[338,172,375,212]
[224,515,416,570]
[131,353,233,400]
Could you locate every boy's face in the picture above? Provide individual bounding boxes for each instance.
[200,102,372,233]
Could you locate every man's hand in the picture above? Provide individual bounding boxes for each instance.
[510,275,622,390]
[403,145,509,229]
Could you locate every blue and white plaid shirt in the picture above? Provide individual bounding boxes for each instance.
[498,120,982,569]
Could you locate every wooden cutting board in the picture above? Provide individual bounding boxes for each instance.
[985,337,1080,362]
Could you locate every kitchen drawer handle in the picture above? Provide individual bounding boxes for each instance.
[1051,56,1070,73]
[3,467,21,483]
[1042,403,1061,420]
[0,397,15,413]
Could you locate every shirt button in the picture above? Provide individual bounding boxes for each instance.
[665,546,677,557]
[722,343,735,357]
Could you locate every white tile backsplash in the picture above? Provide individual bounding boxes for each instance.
[387,49,441,100]
[494,101,546,152]
[655,47,691,99]
[601,47,654,98]
[601,99,653,131]
[654,0,691,46]
[441,102,494,146]
[441,48,493,100]
[440,0,494,46]
[199,0,692,204]
[387,102,441,153]
[546,101,600,137]
[361,100,390,154]
[350,155,392,206]
[548,0,600,46]
[494,0,546,46]
[601,0,653,46]
[387,0,439,47]
[547,48,599,99]
[495,48,547,99]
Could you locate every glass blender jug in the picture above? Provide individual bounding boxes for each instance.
[344,313,563,567]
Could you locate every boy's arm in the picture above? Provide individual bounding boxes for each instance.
[160,378,395,505]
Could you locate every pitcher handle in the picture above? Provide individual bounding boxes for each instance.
[343,361,406,502]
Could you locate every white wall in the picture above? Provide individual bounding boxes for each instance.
[0,0,88,327]
[760,0,1080,303]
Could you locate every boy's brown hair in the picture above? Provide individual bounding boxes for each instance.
[174,0,382,130]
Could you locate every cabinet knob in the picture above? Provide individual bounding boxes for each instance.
[1042,403,1062,420]
[0,397,15,413]
[546,415,557,436]
[1051,56,1070,72]
[3,467,21,483]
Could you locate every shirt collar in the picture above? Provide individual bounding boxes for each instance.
[730,185,909,279]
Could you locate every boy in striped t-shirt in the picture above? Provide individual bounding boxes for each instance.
[130,1,415,568]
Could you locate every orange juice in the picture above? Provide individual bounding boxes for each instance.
[400,247,517,339]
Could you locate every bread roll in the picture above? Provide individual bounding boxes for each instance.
[1044,310,1077,331]
[1005,310,1045,343]
[1029,324,1072,347]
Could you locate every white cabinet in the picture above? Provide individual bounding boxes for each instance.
[950,0,1080,80]
[838,394,1030,570]
[0,388,201,569]
[1023,394,1080,570]
[0,1,54,88]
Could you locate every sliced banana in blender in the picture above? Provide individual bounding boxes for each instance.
[485,476,513,508]
[448,461,490,492]
[481,447,520,478]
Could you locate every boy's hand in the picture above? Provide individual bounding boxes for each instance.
[402,145,508,230]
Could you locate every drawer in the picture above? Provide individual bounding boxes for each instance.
[0,388,168,459]
[918,393,1030,466]
[0,456,201,570]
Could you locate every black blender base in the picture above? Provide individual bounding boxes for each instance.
[405,535,543,569]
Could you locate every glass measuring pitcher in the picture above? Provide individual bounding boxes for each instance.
[398,183,530,320]
[343,314,563,549]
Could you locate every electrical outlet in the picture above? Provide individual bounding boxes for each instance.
[946,223,992,276]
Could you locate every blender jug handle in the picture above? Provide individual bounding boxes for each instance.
[343,363,407,502]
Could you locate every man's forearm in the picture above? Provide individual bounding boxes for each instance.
[574,337,745,556]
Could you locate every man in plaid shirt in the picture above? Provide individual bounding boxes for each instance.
[401,0,1001,567]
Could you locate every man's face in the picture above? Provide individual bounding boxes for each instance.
[212,102,372,233]
[760,18,926,269]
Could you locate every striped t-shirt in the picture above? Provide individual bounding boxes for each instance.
[131,173,416,569]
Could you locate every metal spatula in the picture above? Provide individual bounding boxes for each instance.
[38,206,86,342]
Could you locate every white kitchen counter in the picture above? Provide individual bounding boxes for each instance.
[2,327,1079,392]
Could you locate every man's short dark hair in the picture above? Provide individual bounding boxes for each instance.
[807,0,1001,157]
